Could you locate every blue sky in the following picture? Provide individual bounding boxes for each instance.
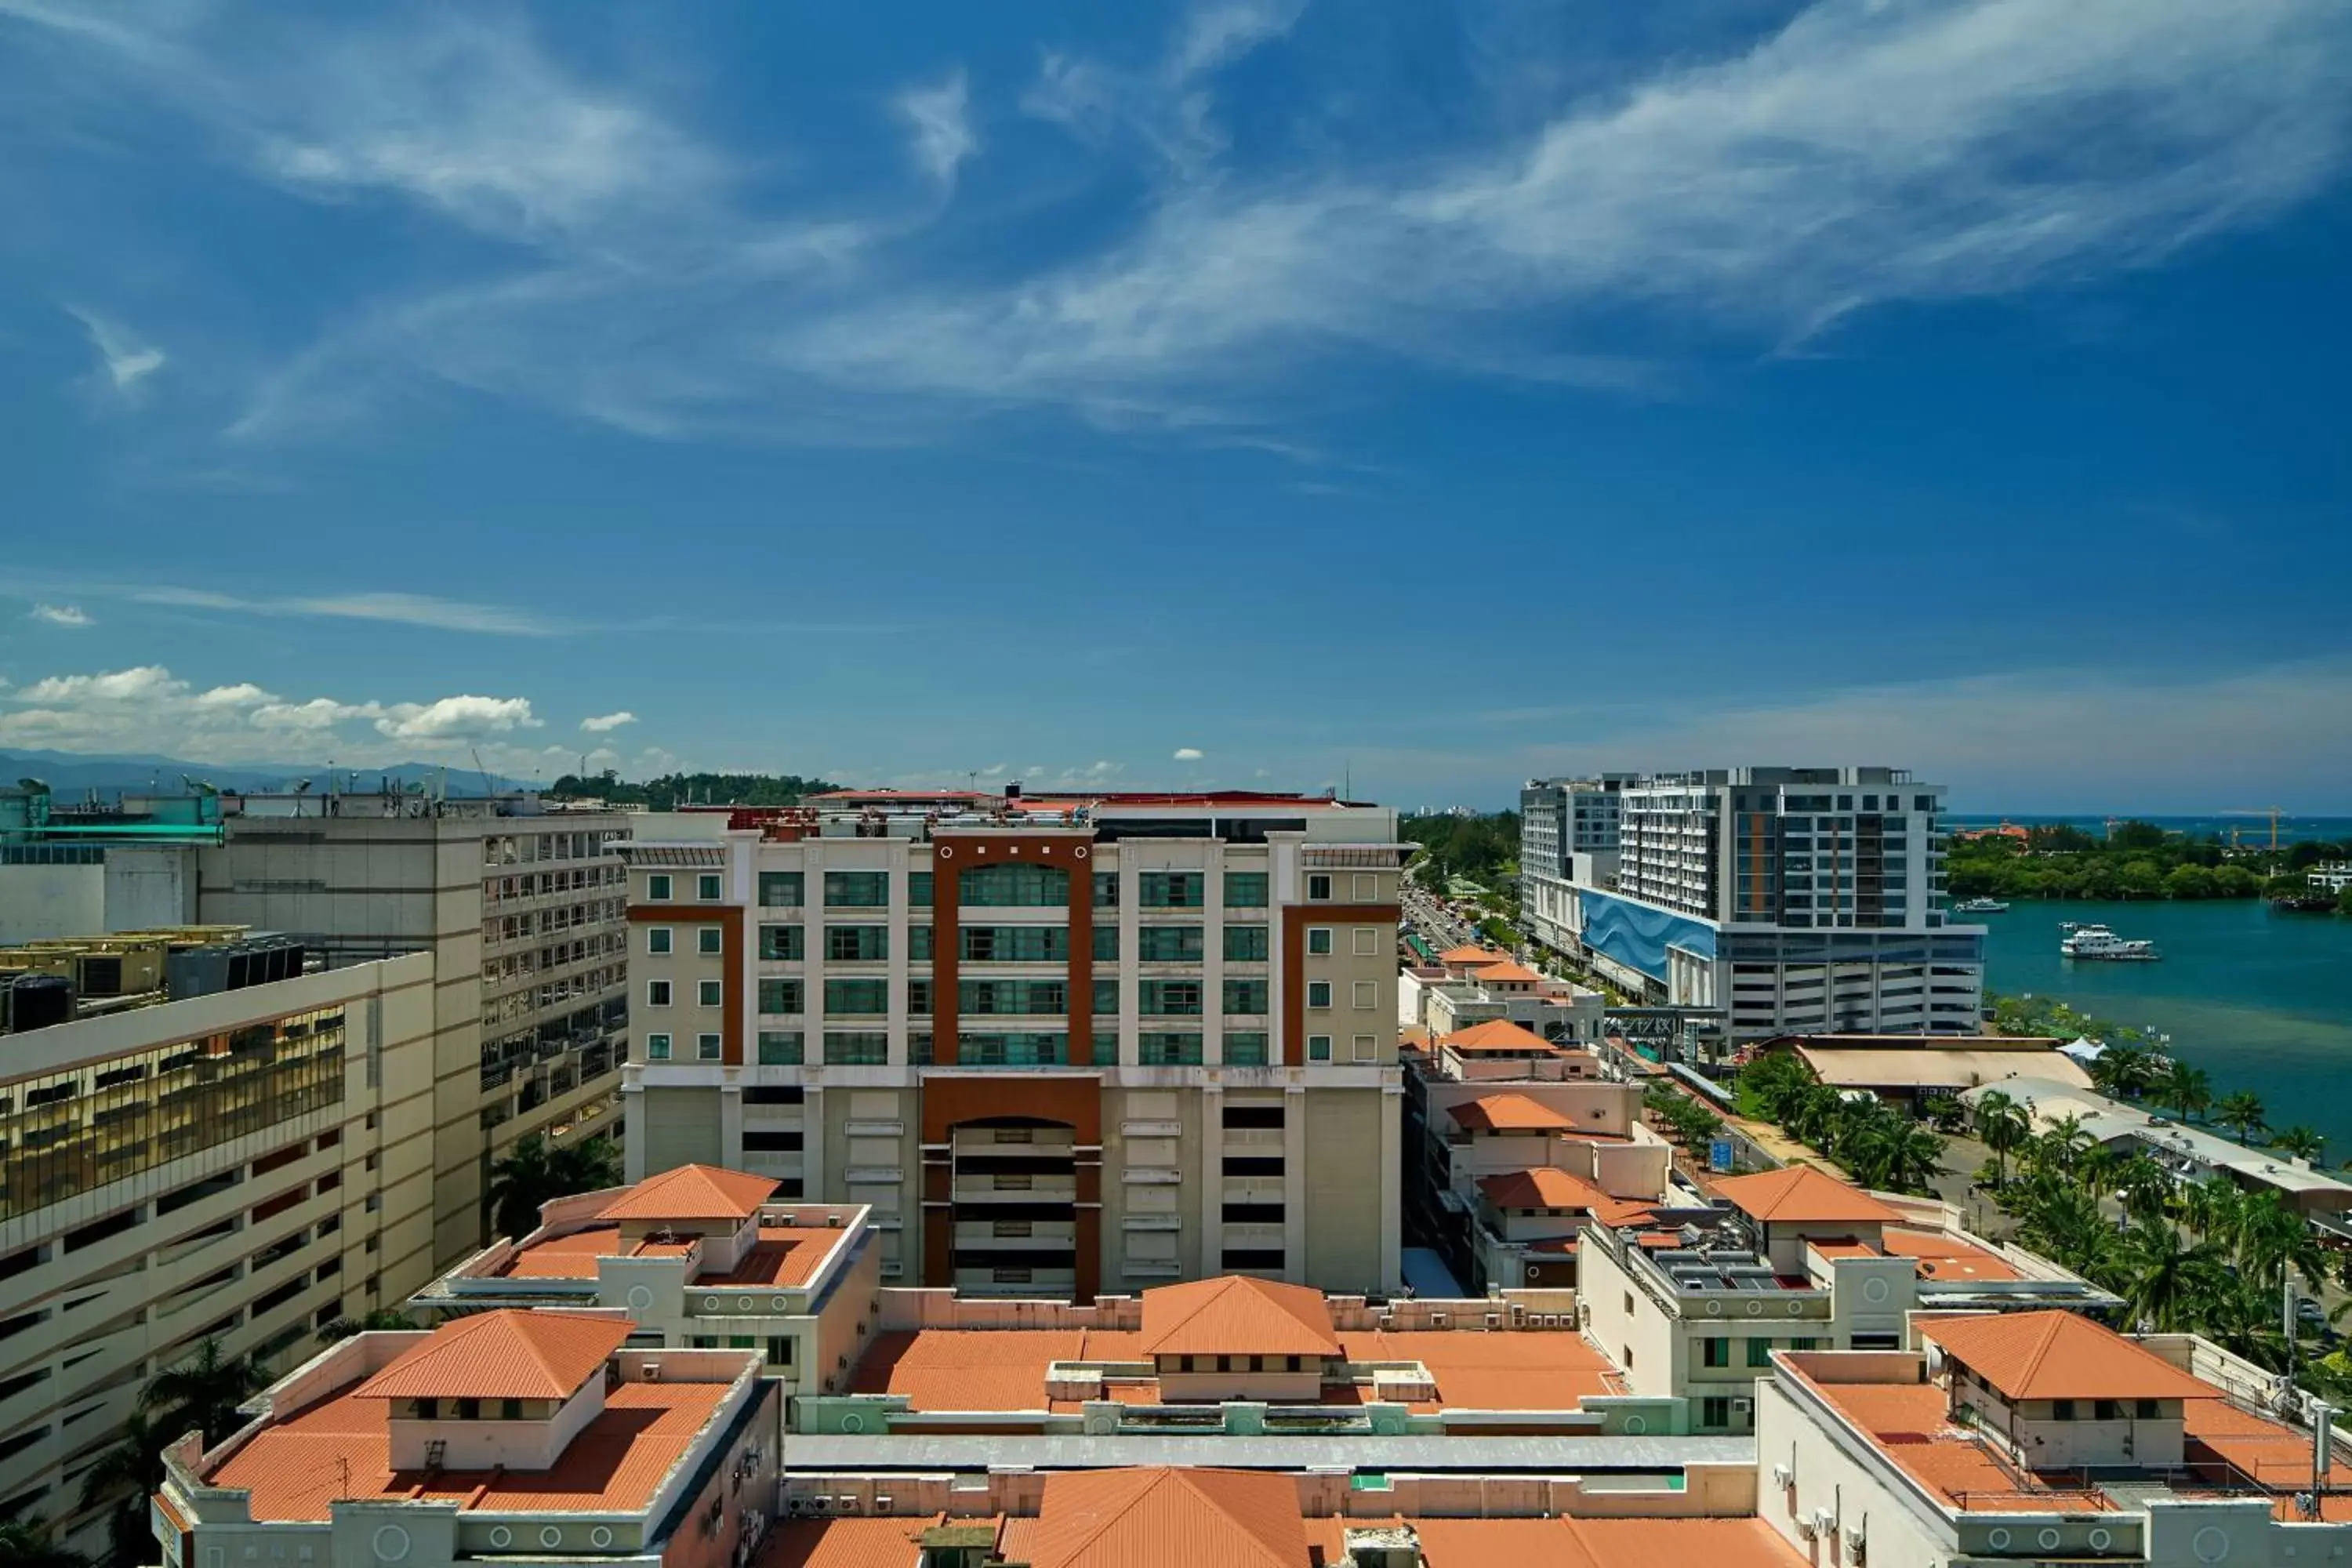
[2,0,2349,812]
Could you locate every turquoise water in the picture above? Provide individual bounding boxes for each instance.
[1978,900,2352,1160]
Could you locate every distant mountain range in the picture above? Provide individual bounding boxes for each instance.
[0,747,535,797]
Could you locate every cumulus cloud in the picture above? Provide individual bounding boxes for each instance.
[579,710,636,732]
[27,603,94,627]
[1172,746,1204,760]
[0,663,548,768]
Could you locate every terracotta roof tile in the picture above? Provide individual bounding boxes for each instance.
[1472,961,1541,984]
[1476,1168,1656,1225]
[1920,1312,2216,1402]
[1447,1093,1575,1133]
[758,1516,944,1568]
[1790,1373,2116,1514]
[1029,1468,1309,1568]
[717,1225,840,1287]
[1335,1330,1620,1409]
[848,1330,1082,1411]
[600,1164,779,1223]
[1438,946,1512,967]
[353,1311,632,1403]
[1713,1167,1904,1225]
[1880,1228,2021,1283]
[1136,1276,1342,1359]
[497,1224,627,1279]
[1441,1019,1552,1053]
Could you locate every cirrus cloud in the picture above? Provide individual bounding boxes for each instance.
[579,710,637,732]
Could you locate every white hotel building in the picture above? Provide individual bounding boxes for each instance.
[1521,767,1985,1043]
[613,789,1408,1305]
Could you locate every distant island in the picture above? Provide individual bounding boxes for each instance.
[1949,819,2351,906]
[545,769,841,811]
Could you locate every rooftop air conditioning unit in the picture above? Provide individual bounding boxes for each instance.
[1846,1524,1867,1563]
[1485,1313,1501,1329]
[1812,1510,1838,1538]
[1795,1519,1818,1541]
[642,1362,661,1381]
[1770,1463,1793,1490]
[1430,1312,1447,1327]
[1734,1397,1754,1417]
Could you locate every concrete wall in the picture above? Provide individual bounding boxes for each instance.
[1302,1086,1392,1296]
[0,861,103,942]
[639,1084,726,1174]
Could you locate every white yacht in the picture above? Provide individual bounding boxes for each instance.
[1955,896,2009,913]
[2060,924,2161,961]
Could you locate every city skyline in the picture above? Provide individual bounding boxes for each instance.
[3,1,2350,811]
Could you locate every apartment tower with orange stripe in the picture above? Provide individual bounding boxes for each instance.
[614,788,1406,1302]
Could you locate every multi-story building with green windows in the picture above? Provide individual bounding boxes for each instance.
[616,788,1407,1302]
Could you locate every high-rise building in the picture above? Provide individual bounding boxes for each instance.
[1522,768,1984,1042]
[194,789,633,1263]
[615,789,1408,1301]
[0,934,438,1550]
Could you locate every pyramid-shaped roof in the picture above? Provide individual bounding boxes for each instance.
[1712,1165,1903,1225]
[352,1310,631,1402]
[599,1163,778,1223]
[1438,945,1512,967]
[1029,1468,1309,1568]
[1921,1311,2215,1403]
[1135,1275,1342,1359]
[1443,1018,1553,1053]
[1447,1092,1576,1132]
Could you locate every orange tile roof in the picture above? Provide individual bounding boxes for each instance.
[1713,1166,1904,1225]
[1136,1276,1342,1359]
[497,1224,630,1279]
[600,1163,778,1222]
[1881,1228,2022,1283]
[209,1377,732,1521]
[1472,961,1541,984]
[2185,1398,2352,1494]
[1447,1092,1576,1133]
[1438,946,1512,967]
[1920,1312,2215,1402]
[848,1329,1079,1411]
[1441,1018,1553,1053]
[1806,1238,1882,1261]
[757,1516,947,1568]
[715,1225,839,1287]
[1476,1167,1656,1225]
[1789,1371,2117,1514]
[1029,1468,1309,1568]
[1336,1330,1621,1410]
[353,1311,633,1402]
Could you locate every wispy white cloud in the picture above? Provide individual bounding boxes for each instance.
[895,71,977,187]
[1172,746,1204,760]
[27,603,94,627]
[126,585,565,636]
[6,0,2347,448]
[579,710,637,733]
[66,307,165,400]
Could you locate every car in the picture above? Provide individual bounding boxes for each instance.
[2297,1299,2328,1327]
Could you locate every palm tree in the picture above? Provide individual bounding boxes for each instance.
[487,1134,623,1240]
[2216,1091,2268,1146]
[2274,1126,2328,1163]
[1973,1091,2030,1185]
[2114,1222,2229,1334]
[2092,1044,2162,1100]
[77,1409,169,1568]
[316,1308,417,1345]
[141,1338,267,1448]
[2155,1062,2213,1123]
[2115,1155,2176,1228]
[0,1518,86,1568]
[1878,1122,1947,1195]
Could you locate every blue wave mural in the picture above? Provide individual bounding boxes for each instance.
[1580,891,1716,981]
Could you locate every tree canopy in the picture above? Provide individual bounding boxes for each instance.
[546,770,842,810]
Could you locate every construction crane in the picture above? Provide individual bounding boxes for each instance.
[2223,807,2286,851]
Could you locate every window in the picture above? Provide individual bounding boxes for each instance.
[757,1031,804,1065]
[1306,982,1332,1009]
[1222,978,1268,1014]
[1094,871,1120,906]
[909,924,933,960]
[963,925,1069,962]
[2094,1400,2122,1422]
[757,978,803,1014]
[1702,1396,1732,1428]
[646,979,673,1007]
[1138,871,1204,908]
[825,925,889,962]
[648,873,673,901]
[1306,927,1334,956]
[1139,979,1203,1016]
[1221,1248,1284,1269]
[824,871,890,907]
[1093,925,1119,960]
[698,873,723,901]
[1224,1032,1269,1065]
[958,863,1068,906]
[957,1031,1069,1065]
[1350,1034,1376,1062]
[758,871,804,907]
[1701,1338,1730,1367]
[2053,1399,2077,1421]
[908,871,933,903]
[1352,927,1379,956]
[647,927,673,955]
[2136,1399,2162,1419]
[759,924,804,961]
[1093,980,1119,1014]
[698,979,724,1007]
[960,979,1067,1015]
[697,1033,722,1061]
[1307,873,1332,901]
[1138,1033,1203,1065]
[1307,1034,1332,1061]
[742,1130,802,1152]
[1224,871,1269,907]
[907,979,931,1015]
[1136,925,1204,962]
[1351,980,1377,1009]
[1223,1102,1284,1129]
[822,1032,890,1065]
[1223,924,1269,962]
[645,1033,673,1060]
[824,978,889,1015]
[1747,1339,1774,1368]
[697,926,723,955]
[766,1338,796,1367]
